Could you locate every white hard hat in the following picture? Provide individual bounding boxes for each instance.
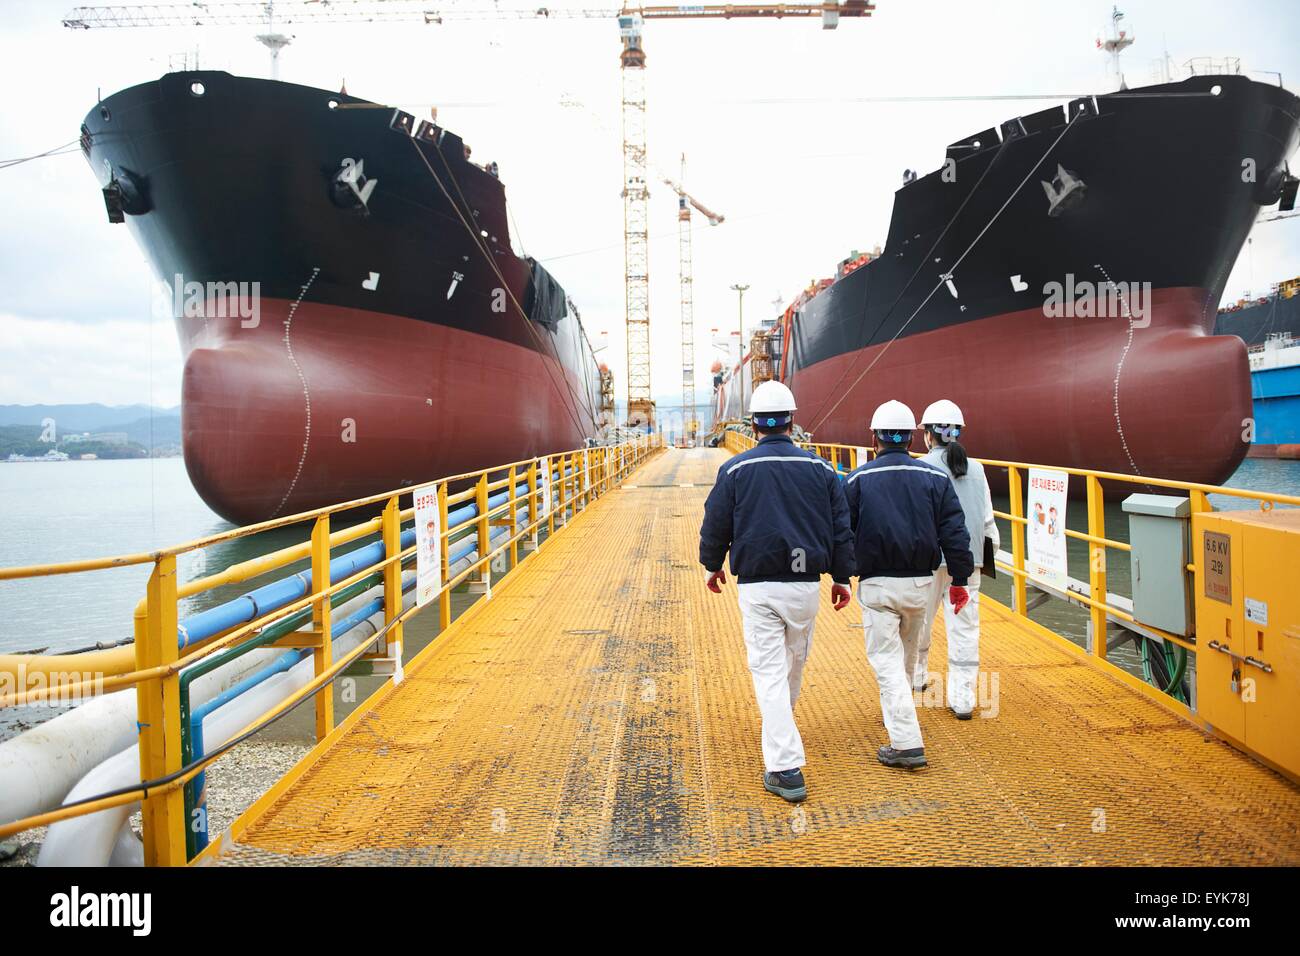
[920,399,965,427]
[749,380,797,415]
[870,399,916,431]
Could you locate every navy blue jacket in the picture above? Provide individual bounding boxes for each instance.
[844,449,974,585]
[699,434,855,584]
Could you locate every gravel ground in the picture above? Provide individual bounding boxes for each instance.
[202,740,312,839]
[0,739,311,867]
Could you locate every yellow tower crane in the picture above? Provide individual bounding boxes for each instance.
[63,1,876,430]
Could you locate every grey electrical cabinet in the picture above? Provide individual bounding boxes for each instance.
[1122,494,1194,636]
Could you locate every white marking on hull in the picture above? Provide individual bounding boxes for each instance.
[269,266,322,519]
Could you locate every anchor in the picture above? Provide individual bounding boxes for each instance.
[1041,163,1087,217]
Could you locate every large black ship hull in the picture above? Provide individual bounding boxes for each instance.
[82,71,603,524]
[1215,285,1300,344]
[718,75,1300,487]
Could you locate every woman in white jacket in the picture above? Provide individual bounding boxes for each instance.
[916,399,1000,719]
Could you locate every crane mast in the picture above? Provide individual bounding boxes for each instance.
[665,157,724,445]
[677,161,695,443]
[619,14,653,428]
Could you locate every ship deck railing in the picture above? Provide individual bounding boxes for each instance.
[781,432,1299,691]
[1,434,1299,864]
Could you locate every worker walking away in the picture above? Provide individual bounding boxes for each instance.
[699,380,854,802]
[844,400,973,769]
[918,400,999,719]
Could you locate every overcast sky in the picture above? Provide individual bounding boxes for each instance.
[1,0,1297,410]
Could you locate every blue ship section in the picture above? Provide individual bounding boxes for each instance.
[1252,365,1300,445]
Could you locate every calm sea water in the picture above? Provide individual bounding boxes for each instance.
[0,457,442,742]
[0,458,231,656]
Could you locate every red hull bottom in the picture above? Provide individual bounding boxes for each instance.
[790,288,1252,489]
[180,300,596,524]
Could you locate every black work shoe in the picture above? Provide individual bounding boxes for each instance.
[950,706,973,721]
[763,769,807,802]
[877,745,927,769]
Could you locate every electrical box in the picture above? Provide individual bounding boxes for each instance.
[1123,494,1193,637]
[1193,508,1300,781]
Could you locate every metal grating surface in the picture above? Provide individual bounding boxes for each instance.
[217,449,1300,866]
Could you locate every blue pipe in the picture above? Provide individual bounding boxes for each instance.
[188,579,414,852]
[187,646,302,853]
[176,469,577,649]
[178,529,414,649]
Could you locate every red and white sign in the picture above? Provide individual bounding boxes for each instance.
[414,483,441,607]
[1027,467,1069,589]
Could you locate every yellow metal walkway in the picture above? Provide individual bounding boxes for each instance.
[213,449,1300,866]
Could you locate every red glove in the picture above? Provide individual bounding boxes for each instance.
[949,585,970,616]
[705,569,726,593]
[831,583,851,611]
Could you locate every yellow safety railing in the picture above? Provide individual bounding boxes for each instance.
[721,430,1300,700]
[0,433,661,864]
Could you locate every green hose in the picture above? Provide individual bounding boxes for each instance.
[1164,642,1189,704]
[1138,635,1188,703]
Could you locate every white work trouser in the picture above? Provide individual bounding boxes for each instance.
[737,581,819,772]
[918,568,982,713]
[858,576,931,751]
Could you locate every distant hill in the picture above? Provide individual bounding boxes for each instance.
[0,403,179,432]
[0,425,151,460]
[112,415,182,447]
[0,404,181,453]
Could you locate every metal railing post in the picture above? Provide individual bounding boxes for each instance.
[310,514,334,741]
[559,454,570,525]
[438,483,451,630]
[588,450,594,507]
[525,459,539,552]
[471,473,490,593]
[1086,474,1108,658]
[1189,488,1210,515]
[138,554,187,866]
[1008,466,1028,616]
[507,465,519,569]
[381,494,404,666]
[579,451,588,512]
[547,457,557,535]
[572,451,581,512]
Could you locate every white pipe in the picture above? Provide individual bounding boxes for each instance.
[37,669,297,867]
[0,574,413,826]
[108,818,144,867]
[36,591,408,867]
[0,689,141,827]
